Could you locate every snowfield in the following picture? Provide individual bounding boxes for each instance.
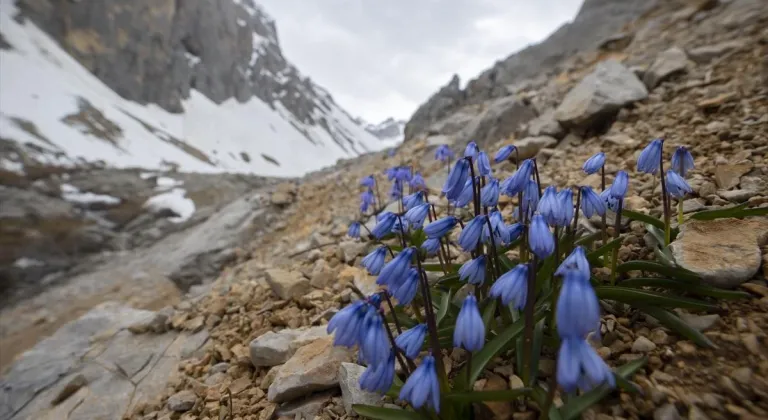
[0,0,397,177]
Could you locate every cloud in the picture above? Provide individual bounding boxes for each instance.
[257,0,583,122]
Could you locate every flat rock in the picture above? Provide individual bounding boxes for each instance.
[643,47,690,89]
[555,60,648,130]
[249,326,328,367]
[688,39,747,64]
[671,217,768,288]
[717,189,758,203]
[265,268,310,300]
[338,363,382,416]
[338,241,367,263]
[275,391,335,418]
[677,313,720,331]
[526,110,565,139]
[267,337,354,403]
[512,136,559,160]
[167,390,197,412]
[714,161,753,189]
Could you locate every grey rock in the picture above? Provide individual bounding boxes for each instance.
[338,363,381,416]
[688,39,747,64]
[365,118,405,140]
[167,390,197,412]
[265,268,310,300]
[677,313,720,332]
[718,189,758,203]
[458,96,538,149]
[653,403,681,420]
[555,60,648,130]
[275,390,335,419]
[631,336,657,353]
[338,241,367,264]
[512,136,559,160]
[643,47,690,89]
[404,75,465,140]
[249,326,328,367]
[526,110,565,139]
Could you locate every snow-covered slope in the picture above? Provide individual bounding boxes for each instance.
[364,118,407,143]
[0,0,388,177]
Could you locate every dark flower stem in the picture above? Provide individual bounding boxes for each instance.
[571,188,582,250]
[548,226,560,334]
[383,291,403,334]
[600,166,608,247]
[380,310,413,375]
[610,198,624,285]
[467,157,481,217]
[522,256,538,386]
[659,153,671,246]
[414,257,447,386]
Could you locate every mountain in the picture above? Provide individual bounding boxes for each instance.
[0,0,386,177]
[364,118,406,143]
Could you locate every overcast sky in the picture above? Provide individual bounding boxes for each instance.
[258,0,583,123]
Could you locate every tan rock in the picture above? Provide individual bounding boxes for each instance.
[714,161,754,189]
[265,269,310,300]
[511,136,559,160]
[482,373,513,420]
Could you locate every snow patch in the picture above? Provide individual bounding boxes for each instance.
[144,188,196,223]
[155,176,184,190]
[60,183,121,205]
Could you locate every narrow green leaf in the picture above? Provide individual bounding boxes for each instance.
[529,319,546,387]
[434,273,462,290]
[620,277,751,300]
[587,236,623,267]
[436,288,453,326]
[444,388,531,402]
[351,405,426,420]
[481,298,498,330]
[622,209,665,230]
[595,286,717,311]
[645,223,666,249]
[558,357,647,420]
[422,263,462,273]
[575,231,602,247]
[637,305,716,348]
[409,228,427,248]
[616,260,701,283]
[530,386,564,420]
[653,246,676,267]
[689,202,768,221]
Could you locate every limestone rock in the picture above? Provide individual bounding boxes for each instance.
[632,336,657,353]
[526,110,565,139]
[338,363,382,416]
[512,136,559,161]
[688,39,747,64]
[671,217,768,288]
[265,269,310,300]
[643,47,690,89]
[555,60,648,130]
[167,390,197,412]
[714,161,753,189]
[338,241,367,264]
[267,337,354,403]
[249,326,329,367]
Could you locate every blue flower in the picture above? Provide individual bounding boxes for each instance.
[391,268,420,305]
[477,151,492,177]
[507,223,524,242]
[501,159,533,196]
[580,187,606,218]
[464,141,479,158]
[483,210,509,245]
[434,144,454,162]
[410,172,427,190]
[609,171,629,199]
[348,222,361,238]
[424,216,458,239]
[601,189,619,212]
[362,246,388,275]
[494,145,516,163]
[395,167,412,182]
[385,167,398,181]
[556,271,600,339]
[360,190,375,212]
[557,337,615,394]
[453,177,475,208]
[360,175,376,188]
[637,138,664,174]
[359,351,395,393]
[537,185,559,225]
[529,214,554,259]
[442,158,470,200]
[399,354,440,412]
[403,191,424,210]
[666,170,692,198]
[480,178,500,207]
[377,247,415,287]
[404,203,430,229]
[555,189,574,227]
[454,295,485,352]
[392,217,409,235]
[359,310,391,367]
[458,215,486,252]
[555,246,590,281]
[522,179,540,216]
[371,212,397,239]
[389,180,404,200]
[582,152,606,175]
[671,146,694,177]
[395,324,427,359]
[421,238,441,256]
[458,255,487,285]
[327,300,367,347]
[490,263,528,309]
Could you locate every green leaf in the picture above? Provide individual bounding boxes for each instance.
[636,305,716,348]
[444,388,531,403]
[645,223,666,249]
[422,263,461,273]
[436,288,453,327]
[653,246,676,267]
[622,209,665,230]
[351,405,426,420]
[409,228,427,248]
[620,278,751,300]
[575,231,602,247]
[595,286,717,311]
[481,298,498,330]
[530,386,564,420]
[587,236,623,267]
[558,357,647,420]
[434,273,462,290]
[616,260,701,283]
[461,307,547,385]
[690,203,768,220]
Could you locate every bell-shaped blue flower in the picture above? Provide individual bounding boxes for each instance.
[390,180,404,200]
[458,215,486,252]
[360,175,376,188]
[360,190,375,213]
[580,186,606,218]
[507,223,524,242]
[362,246,388,275]
[537,185,559,226]
[391,267,420,305]
[371,212,397,239]
[395,167,412,182]
[464,141,479,158]
[609,171,629,199]
[528,214,554,259]
[555,189,574,227]
[522,179,540,216]
[384,167,398,180]
[454,295,485,352]
[395,324,427,359]
[557,337,615,394]
[601,189,620,213]
[442,158,470,200]
[666,170,692,198]
[501,159,533,196]
[556,246,590,281]
[359,351,395,393]
[637,138,664,174]
[582,152,606,175]
[453,177,475,208]
[480,178,500,207]
[458,255,487,285]
[403,191,424,211]
[489,263,528,309]
[392,217,409,235]
[410,172,427,190]
[483,210,509,245]
[399,354,440,412]
[404,203,430,229]
[377,247,415,287]
[494,145,516,163]
[477,151,492,177]
[359,310,391,367]
[348,222,361,238]
[327,300,367,347]
[671,146,694,177]
[556,271,600,339]
[421,238,441,256]
[424,216,458,239]
[435,144,454,162]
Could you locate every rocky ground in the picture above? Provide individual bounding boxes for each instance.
[2,0,767,420]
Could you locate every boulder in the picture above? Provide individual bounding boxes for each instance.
[643,47,690,89]
[265,269,310,300]
[512,136,559,160]
[338,363,382,416]
[249,326,328,367]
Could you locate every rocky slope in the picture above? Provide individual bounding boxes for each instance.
[363,118,406,142]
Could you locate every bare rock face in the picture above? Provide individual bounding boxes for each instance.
[643,47,690,89]
[403,75,465,141]
[671,217,768,288]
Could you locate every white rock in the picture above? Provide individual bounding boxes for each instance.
[338,363,382,416]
